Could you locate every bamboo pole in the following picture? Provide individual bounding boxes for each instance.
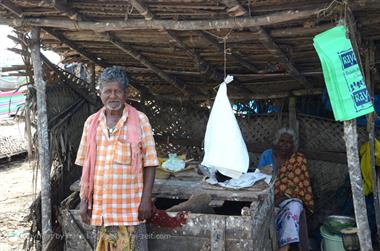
[343,120,373,251]
[30,27,52,249]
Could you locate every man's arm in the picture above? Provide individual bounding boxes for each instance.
[138,166,156,220]
[137,112,159,221]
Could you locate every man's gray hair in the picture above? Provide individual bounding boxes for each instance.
[98,66,129,90]
[273,127,299,151]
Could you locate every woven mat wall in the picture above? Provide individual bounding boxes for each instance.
[136,98,379,229]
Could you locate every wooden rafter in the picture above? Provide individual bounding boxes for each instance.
[253,27,312,88]
[163,30,253,94]
[100,32,196,96]
[129,0,253,95]
[0,0,23,17]
[164,30,219,80]
[128,0,214,96]
[198,31,259,73]
[45,1,183,99]
[221,1,312,88]
[128,1,222,82]
[131,0,223,81]
[43,28,107,68]
[0,8,319,31]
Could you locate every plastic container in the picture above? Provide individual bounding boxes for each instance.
[320,225,345,251]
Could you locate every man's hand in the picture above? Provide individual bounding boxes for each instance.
[80,199,92,224]
[138,197,152,221]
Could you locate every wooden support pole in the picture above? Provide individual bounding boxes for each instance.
[343,120,373,251]
[30,27,52,249]
[25,95,33,160]
[366,40,380,239]
[88,63,96,89]
[288,96,298,134]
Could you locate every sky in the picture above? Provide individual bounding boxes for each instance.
[0,25,61,68]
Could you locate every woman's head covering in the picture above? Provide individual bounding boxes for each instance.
[273,127,298,152]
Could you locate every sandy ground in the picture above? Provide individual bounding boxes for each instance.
[0,158,40,251]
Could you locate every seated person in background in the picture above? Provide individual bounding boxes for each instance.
[257,128,314,251]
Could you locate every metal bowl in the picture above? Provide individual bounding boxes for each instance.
[323,215,356,235]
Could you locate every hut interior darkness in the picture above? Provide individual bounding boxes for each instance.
[1,0,380,250]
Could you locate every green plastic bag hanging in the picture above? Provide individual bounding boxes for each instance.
[313,25,374,121]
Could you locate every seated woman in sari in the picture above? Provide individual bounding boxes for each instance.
[257,128,314,251]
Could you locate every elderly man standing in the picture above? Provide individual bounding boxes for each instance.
[75,66,158,251]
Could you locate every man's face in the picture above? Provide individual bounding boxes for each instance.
[100,81,127,111]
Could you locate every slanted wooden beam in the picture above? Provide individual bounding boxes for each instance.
[198,31,259,73]
[0,8,319,31]
[100,32,196,96]
[252,27,312,89]
[129,0,221,81]
[130,0,153,20]
[0,0,23,17]
[43,28,107,68]
[220,1,312,89]
[221,0,247,17]
[129,0,250,94]
[164,29,219,80]
[164,30,253,94]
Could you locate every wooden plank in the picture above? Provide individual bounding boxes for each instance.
[0,8,320,31]
[211,217,226,251]
[250,185,274,251]
[148,235,210,251]
[62,210,95,250]
[152,179,263,202]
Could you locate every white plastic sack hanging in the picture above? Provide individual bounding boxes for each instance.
[201,75,249,179]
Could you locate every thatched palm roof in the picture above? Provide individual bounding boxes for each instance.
[0,0,379,101]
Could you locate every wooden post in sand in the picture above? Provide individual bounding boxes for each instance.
[30,27,52,249]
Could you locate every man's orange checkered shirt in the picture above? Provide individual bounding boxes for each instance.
[75,106,159,226]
